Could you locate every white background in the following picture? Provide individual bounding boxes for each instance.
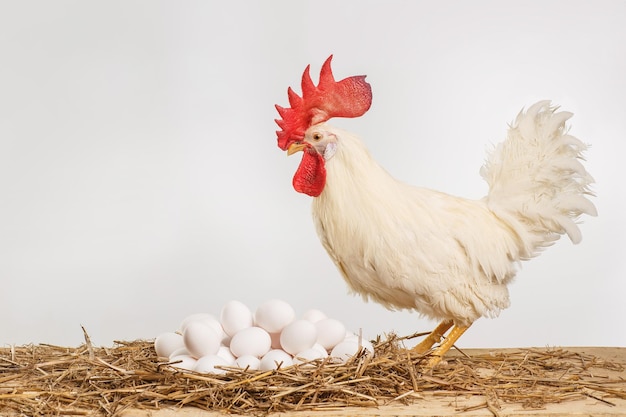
[1,1,624,349]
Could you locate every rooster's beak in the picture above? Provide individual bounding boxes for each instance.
[287,142,307,156]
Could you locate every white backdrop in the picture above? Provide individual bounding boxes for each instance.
[1,1,624,349]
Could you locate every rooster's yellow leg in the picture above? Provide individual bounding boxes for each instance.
[412,320,454,354]
[425,324,470,367]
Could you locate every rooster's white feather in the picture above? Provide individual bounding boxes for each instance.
[308,101,596,327]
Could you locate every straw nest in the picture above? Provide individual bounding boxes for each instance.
[1,330,624,417]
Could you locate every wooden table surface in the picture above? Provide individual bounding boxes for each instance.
[120,347,626,417]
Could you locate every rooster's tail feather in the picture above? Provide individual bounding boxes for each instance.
[480,101,596,257]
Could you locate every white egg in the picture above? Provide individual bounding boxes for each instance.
[179,313,224,334]
[254,299,295,333]
[361,339,375,355]
[280,319,317,355]
[235,355,261,371]
[330,339,374,363]
[229,326,271,358]
[315,318,346,350]
[168,347,190,360]
[154,332,184,358]
[194,355,229,374]
[217,345,236,365]
[220,300,254,337]
[179,313,209,331]
[343,332,375,355]
[260,349,293,371]
[183,321,221,359]
[180,313,225,341]
[311,342,328,355]
[301,308,327,323]
[293,347,328,365]
[343,332,358,342]
[330,340,360,363]
[169,354,197,371]
[204,316,226,339]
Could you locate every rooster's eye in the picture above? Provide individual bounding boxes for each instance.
[312,132,323,141]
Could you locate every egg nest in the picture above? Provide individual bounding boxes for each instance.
[1,332,624,417]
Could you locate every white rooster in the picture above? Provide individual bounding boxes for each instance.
[275,56,596,366]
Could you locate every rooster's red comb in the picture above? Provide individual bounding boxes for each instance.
[275,55,372,151]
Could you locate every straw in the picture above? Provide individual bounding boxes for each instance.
[1,332,624,416]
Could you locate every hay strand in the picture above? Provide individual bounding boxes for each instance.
[1,332,624,416]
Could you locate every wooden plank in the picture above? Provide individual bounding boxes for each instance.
[120,347,626,417]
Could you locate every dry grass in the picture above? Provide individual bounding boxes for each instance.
[1,332,624,417]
